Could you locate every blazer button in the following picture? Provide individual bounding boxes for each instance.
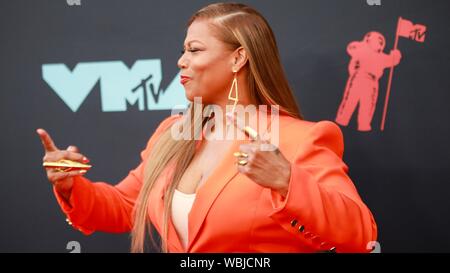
[329,247,337,253]
[311,235,321,244]
[320,242,328,248]
[290,219,298,227]
[298,225,305,232]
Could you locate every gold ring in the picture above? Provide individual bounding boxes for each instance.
[233,152,248,158]
[237,159,248,166]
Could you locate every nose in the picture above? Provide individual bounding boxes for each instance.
[177,54,188,69]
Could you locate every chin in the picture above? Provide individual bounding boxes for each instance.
[184,88,205,103]
[185,92,195,102]
[184,89,198,103]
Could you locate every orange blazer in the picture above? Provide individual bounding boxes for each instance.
[54,114,377,253]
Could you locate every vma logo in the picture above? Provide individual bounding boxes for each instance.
[42,59,188,112]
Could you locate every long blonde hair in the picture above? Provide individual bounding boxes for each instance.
[131,2,303,253]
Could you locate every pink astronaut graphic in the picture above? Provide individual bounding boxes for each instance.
[335,17,427,132]
[335,32,401,131]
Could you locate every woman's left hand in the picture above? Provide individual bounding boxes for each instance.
[229,115,291,197]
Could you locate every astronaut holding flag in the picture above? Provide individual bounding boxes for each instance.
[380,17,427,131]
[335,32,402,132]
[335,17,427,132]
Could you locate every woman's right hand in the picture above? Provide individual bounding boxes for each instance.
[36,128,90,202]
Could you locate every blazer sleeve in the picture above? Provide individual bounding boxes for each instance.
[52,115,181,235]
[269,120,377,253]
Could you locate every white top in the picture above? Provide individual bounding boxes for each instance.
[171,189,196,250]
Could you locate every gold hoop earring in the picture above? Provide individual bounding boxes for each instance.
[228,71,239,114]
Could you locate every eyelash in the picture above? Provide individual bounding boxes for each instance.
[180,48,200,55]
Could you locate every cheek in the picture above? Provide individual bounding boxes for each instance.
[190,57,230,102]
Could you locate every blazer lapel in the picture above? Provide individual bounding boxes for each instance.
[177,112,277,251]
[155,139,245,252]
[154,150,243,253]
[167,215,184,252]
[153,164,185,252]
[186,138,245,251]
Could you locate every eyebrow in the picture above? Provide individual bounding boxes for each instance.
[184,40,205,47]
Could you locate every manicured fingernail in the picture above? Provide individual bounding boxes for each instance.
[82,157,89,163]
[79,170,87,174]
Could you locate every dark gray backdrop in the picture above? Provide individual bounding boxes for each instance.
[1,0,449,252]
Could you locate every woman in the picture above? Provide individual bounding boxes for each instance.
[36,3,377,253]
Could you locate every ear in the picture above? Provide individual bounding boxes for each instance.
[230,47,248,73]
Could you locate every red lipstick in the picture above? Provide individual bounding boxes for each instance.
[180,75,191,85]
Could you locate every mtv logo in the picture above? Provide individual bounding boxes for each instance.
[397,17,427,43]
[409,25,426,43]
[42,59,189,112]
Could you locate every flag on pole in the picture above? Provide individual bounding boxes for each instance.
[397,17,427,43]
[381,17,427,131]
